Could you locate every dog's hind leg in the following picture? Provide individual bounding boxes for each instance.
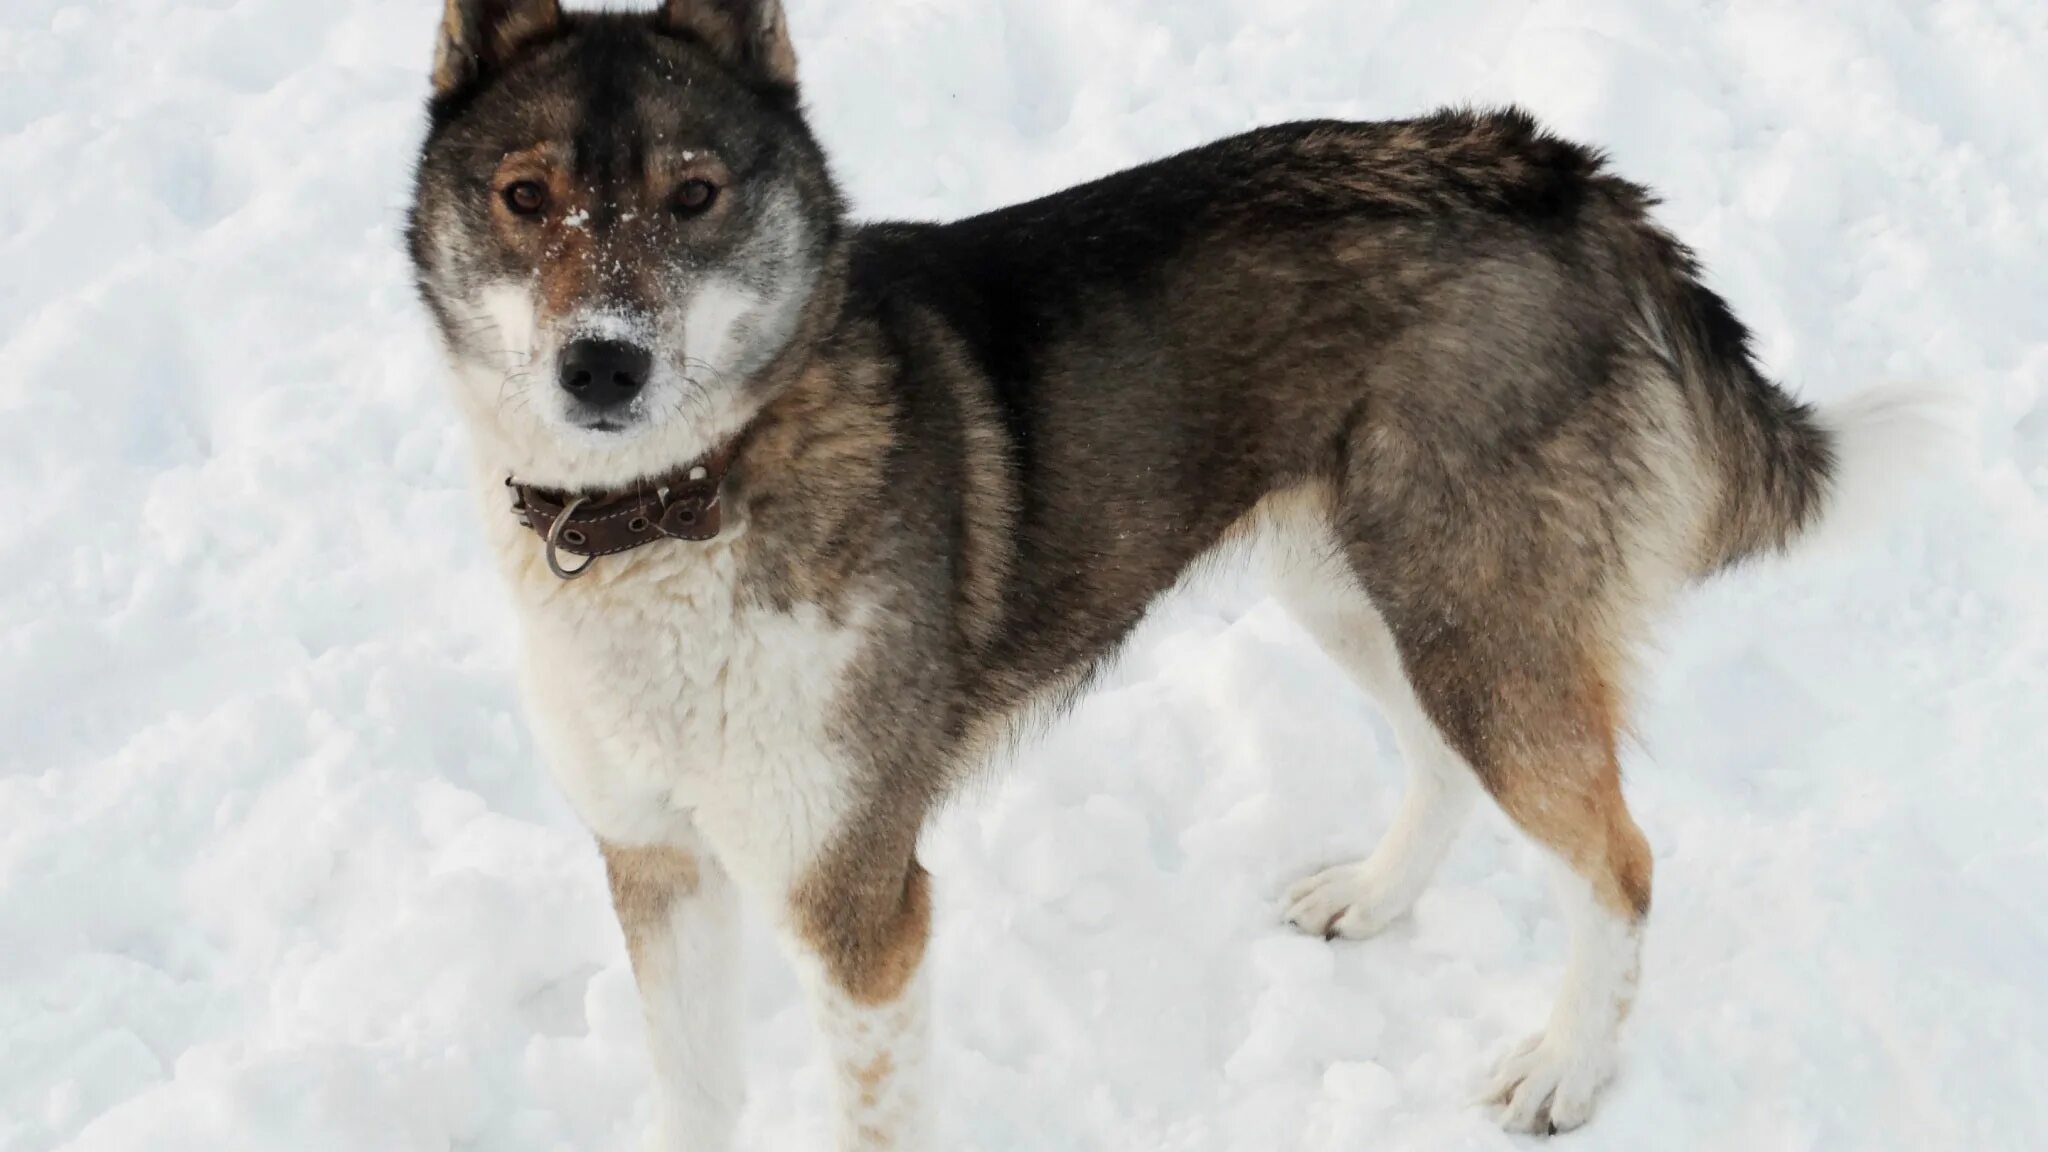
[1369,608,1650,1135]
[602,836,744,1152]
[1271,529,1481,939]
[1466,671,1650,1135]
[1301,406,1667,1133]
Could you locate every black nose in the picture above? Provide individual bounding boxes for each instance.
[558,339,652,409]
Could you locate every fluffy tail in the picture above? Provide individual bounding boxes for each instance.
[1637,255,1960,574]
[1797,383,1964,558]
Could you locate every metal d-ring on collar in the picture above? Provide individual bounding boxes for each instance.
[544,495,596,580]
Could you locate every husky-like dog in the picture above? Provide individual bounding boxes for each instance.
[409,1,1935,1145]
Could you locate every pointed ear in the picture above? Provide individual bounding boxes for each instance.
[658,0,799,91]
[432,0,563,98]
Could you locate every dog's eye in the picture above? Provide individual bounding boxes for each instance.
[502,181,548,217]
[671,179,719,217]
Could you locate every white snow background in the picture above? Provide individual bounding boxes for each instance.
[3,1,2046,1149]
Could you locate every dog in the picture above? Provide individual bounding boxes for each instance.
[407,2,1939,1146]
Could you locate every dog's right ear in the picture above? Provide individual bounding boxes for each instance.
[432,0,563,98]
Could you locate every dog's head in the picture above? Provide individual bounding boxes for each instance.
[409,0,841,488]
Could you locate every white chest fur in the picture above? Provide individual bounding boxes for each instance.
[481,482,869,896]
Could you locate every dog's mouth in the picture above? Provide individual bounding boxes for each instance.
[559,395,652,436]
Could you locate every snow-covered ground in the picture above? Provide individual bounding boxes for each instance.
[4,1,2046,1149]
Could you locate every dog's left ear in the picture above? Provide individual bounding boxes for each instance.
[657,0,799,91]
[433,0,563,98]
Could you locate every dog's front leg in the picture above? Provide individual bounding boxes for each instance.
[783,848,933,1151]
[602,836,744,1152]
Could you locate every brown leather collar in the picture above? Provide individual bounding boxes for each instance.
[508,441,740,579]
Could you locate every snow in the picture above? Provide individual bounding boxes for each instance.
[3,1,2045,1149]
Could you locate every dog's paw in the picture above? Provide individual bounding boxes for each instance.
[1480,1029,1617,1135]
[1282,862,1409,940]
